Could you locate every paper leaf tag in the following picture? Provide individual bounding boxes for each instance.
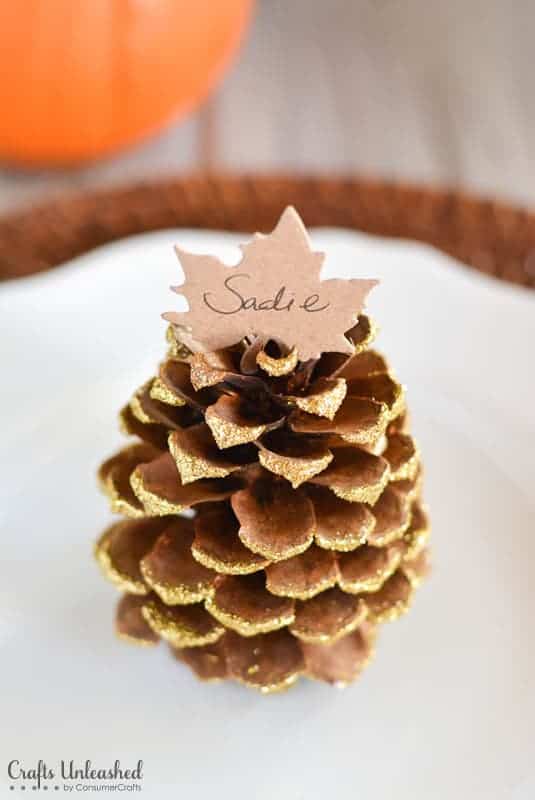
[163,206,378,361]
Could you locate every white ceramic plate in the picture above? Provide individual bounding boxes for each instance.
[1,228,533,799]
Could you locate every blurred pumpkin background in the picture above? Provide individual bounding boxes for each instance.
[0,0,252,166]
[2,1,535,225]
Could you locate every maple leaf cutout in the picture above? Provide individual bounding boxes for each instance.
[163,206,378,361]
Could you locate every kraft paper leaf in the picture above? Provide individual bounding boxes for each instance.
[163,207,378,361]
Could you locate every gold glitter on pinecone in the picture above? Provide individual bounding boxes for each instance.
[95,318,430,693]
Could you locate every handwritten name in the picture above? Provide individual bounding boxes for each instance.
[203,273,330,315]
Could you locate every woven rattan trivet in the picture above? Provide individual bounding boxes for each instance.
[0,175,534,288]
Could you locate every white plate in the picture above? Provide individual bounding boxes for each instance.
[1,228,534,800]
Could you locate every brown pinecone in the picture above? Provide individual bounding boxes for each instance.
[95,317,430,692]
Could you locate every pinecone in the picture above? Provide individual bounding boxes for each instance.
[95,317,430,693]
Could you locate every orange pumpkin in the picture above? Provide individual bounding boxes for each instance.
[0,0,253,166]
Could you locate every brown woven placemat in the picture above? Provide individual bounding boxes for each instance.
[1,174,534,288]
